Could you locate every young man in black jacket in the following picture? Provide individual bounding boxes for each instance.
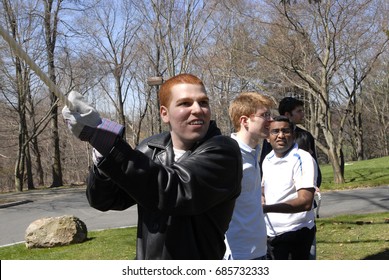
[62,73,242,259]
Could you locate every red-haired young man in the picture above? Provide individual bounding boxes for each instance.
[62,73,242,259]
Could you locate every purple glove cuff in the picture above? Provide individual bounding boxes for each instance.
[87,118,125,156]
[99,118,124,135]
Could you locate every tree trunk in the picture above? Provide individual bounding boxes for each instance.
[356,112,364,160]
[328,148,345,184]
[25,142,35,190]
[14,67,27,191]
[14,131,25,192]
[50,109,63,188]
[4,0,28,192]
[44,0,63,188]
[31,132,45,186]
[14,101,27,191]
[115,74,126,127]
[14,158,24,192]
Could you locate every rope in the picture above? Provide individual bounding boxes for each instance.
[0,24,70,108]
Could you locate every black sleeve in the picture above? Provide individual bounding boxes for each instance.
[86,165,136,211]
[259,139,272,177]
[306,132,322,188]
[87,136,242,215]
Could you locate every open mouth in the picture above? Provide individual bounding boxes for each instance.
[188,120,204,125]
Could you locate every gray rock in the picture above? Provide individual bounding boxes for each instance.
[25,215,87,248]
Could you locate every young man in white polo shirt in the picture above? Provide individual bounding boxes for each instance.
[226,92,275,260]
[262,116,317,260]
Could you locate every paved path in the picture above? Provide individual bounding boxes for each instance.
[0,185,388,247]
[0,187,137,247]
[316,185,389,218]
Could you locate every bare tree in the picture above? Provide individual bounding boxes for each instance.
[132,0,220,135]
[1,0,388,191]
[0,101,16,192]
[72,0,140,138]
[1,0,36,191]
[200,0,271,134]
[136,0,218,77]
[252,0,388,183]
[0,0,67,191]
[363,55,389,158]
[42,0,63,188]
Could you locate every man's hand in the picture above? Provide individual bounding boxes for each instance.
[263,188,315,213]
[62,91,102,140]
[62,91,124,156]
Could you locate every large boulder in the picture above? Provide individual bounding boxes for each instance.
[25,215,87,248]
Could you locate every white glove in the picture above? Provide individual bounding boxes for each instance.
[62,91,102,140]
[62,91,124,156]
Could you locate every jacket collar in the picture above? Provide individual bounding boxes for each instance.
[147,120,220,151]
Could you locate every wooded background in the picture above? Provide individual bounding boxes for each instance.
[0,0,388,192]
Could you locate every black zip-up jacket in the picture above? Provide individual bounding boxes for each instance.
[86,121,242,259]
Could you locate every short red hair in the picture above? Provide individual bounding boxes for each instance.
[159,73,206,107]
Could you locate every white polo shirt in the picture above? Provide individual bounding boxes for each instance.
[225,133,267,259]
[262,144,317,237]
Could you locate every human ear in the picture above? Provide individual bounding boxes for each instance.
[160,106,169,123]
[240,116,249,129]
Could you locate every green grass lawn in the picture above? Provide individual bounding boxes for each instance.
[0,227,137,260]
[320,156,389,191]
[1,212,388,260]
[1,156,388,260]
[316,212,389,260]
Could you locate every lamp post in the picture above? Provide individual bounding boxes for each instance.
[147,76,164,133]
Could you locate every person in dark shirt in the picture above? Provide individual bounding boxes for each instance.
[62,73,242,259]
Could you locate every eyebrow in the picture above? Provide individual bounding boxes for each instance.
[270,125,290,130]
[175,96,209,103]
